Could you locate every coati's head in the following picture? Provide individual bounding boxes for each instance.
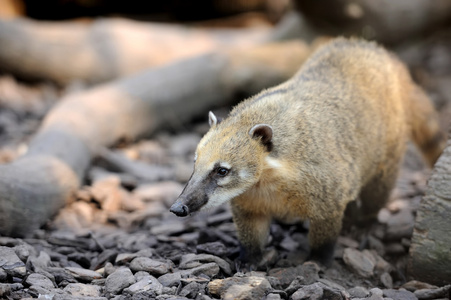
[170,111,272,216]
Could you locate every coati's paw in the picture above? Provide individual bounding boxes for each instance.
[237,246,277,272]
[307,241,336,267]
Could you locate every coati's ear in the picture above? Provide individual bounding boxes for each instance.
[249,124,273,151]
[209,111,218,127]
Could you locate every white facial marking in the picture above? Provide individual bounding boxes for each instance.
[219,162,231,169]
[265,156,282,169]
[200,187,245,211]
[194,152,198,162]
[239,169,250,179]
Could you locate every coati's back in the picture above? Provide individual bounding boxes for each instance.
[171,38,445,266]
[222,39,410,186]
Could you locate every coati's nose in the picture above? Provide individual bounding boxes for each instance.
[170,202,190,217]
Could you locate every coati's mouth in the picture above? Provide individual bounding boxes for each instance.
[169,196,208,217]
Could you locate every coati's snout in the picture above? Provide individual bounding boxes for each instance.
[170,178,209,217]
[169,201,190,217]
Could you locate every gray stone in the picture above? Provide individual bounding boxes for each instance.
[27,251,52,271]
[284,276,306,296]
[266,294,282,300]
[123,274,163,296]
[268,261,320,289]
[63,283,102,297]
[0,268,7,281]
[104,262,116,277]
[54,295,107,300]
[342,248,375,278]
[158,272,182,287]
[383,289,418,300]
[318,278,346,291]
[150,221,186,236]
[0,283,11,298]
[409,140,451,285]
[25,273,55,289]
[134,271,151,281]
[380,272,393,289]
[130,257,172,276]
[28,285,57,298]
[180,262,220,278]
[348,286,369,298]
[367,235,385,256]
[374,253,392,273]
[65,267,103,282]
[46,266,77,285]
[385,209,414,240]
[370,288,384,296]
[162,286,178,295]
[13,243,36,262]
[196,241,228,256]
[0,246,27,277]
[179,282,202,298]
[105,267,136,295]
[179,253,232,275]
[401,280,438,292]
[207,276,272,300]
[291,283,323,300]
[115,249,154,265]
[322,285,344,300]
[414,285,451,300]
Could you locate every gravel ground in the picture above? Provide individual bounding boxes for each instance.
[0,124,450,300]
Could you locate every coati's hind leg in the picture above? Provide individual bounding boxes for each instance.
[358,166,400,223]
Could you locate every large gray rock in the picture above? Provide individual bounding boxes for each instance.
[0,246,26,277]
[408,139,451,285]
[207,275,272,300]
[25,273,55,290]
[63,283,102,297]
[105,267,136,295]
[342,248,375,278]
[129,257,172,276]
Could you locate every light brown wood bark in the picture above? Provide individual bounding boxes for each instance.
[296,0,451,44]
[408,137,451,286]
[0,17,274,85]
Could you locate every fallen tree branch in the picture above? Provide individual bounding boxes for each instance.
[0,12,313,85]
[0,41,312,237]
[295,0,451,44]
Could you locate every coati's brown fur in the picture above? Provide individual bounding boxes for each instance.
[170,38,445,266]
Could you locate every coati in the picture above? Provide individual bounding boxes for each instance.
[169,38,445,266]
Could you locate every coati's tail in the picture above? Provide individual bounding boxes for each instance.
[409,84,446,167]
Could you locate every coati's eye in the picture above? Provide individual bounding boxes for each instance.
[216,167,229,177]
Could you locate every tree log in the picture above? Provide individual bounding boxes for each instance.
[295,0,451,44]
[408,137,451,286]
[0,41,311,237]
[0,12,313,85]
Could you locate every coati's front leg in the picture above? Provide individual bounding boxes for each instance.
[307,207,345,267]
[231,205,271,266]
